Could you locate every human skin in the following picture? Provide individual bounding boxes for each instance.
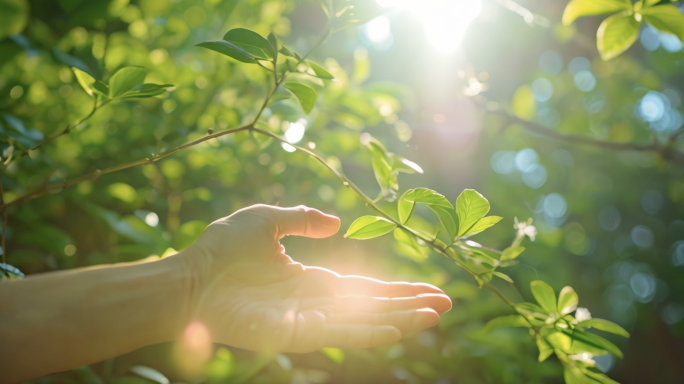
[0,205,452,383]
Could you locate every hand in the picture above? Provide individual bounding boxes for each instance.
[178,204,452,353]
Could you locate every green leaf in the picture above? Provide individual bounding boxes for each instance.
[344,216,396,239]
[515,302,548,320]
[541,327,572,351]
[223,28,275,59]
[394,228,428,259]
[398,190,415,224]
[562,0,633,25]
[390,155,423,174]
[405,188,453,209]
[73,67,107,98]
[279,45,297,58]
[283,82,318,114]
[130,366,169,384]
[428,205,457,242]
[536,336,554,362]
[463,216,502,237]
[119,84,173,99]
[483,315,530,333]
[492,271,514,283]
[577,318,630,338]
[558,286,579,316]
[371,155,392,193]
[564,367,594,384]
[597,11,641,61]
[500,246,525,261]
[307,61,335,79]
[455,189,490,238]
[565,329,623,358]
[641,4,684,41]
[530,280,557,314]
[196,41,257,64]
[109,67,147,98]
[582,368,620,384]
[267,32,278,58]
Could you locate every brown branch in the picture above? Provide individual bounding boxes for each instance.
[1,98,106,176]
[492,110,683,162]
[1,125,252,211]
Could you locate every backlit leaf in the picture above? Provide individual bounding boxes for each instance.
[641,4,684,41]
[283,82,318,114]
[394,228,428,259]
[223,28,275,59]
[492,271,514,283]
[536,336,554,362]
[530,280,557,314]
[463,216,502,237]
[558,286,579,316]
[577,318,630,338]
[483,315,530,332]
[562,0,633,25]
[398,190,415,224]
[428,205,457,242]
[500,246,525,261]
[109,66,147,98]
[597,11,641,60]
[120,84,173,99]
[307,61,335,79]
[405,188,453,209]
[344,216,396,239]
[565,329,623,358]
[456,189,490,238]
[196,40,257,63]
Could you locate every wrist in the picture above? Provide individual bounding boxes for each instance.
[165,245,208,337]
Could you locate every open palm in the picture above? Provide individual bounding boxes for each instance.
[180,205,452,353]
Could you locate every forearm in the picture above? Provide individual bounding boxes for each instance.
[0,254,191,383]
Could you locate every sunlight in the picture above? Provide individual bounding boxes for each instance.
[377,0,481,53]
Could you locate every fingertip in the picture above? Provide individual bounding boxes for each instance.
[307,207,340,238]
[418,293,452,314]
[415,308,440,329]
[412,282,446,295]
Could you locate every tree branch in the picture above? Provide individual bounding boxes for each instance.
[492,110,684,162]
[1,124,252,211]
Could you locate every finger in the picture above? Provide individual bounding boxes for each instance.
[328,308,440,335]
[337,276,446,298]
[319,324,401,349]
[335,294,452,314]
[266,205,340,239]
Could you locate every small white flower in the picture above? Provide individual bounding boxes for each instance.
[569,353,595,364]
[575,307,592,322]
[514,217,537,242]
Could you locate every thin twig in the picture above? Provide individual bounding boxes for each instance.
[1,98,107,176]
[0,125,252,211]
[491,109,683,161]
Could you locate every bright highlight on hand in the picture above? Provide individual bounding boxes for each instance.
[180,204,452,353]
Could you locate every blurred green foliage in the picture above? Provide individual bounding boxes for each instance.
[2,0,684,383]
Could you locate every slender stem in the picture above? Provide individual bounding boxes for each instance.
[492,110,683,162]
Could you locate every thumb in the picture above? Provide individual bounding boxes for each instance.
[268,205,341,239]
